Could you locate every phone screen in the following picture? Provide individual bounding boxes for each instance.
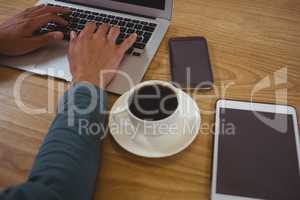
[169,37,213,89]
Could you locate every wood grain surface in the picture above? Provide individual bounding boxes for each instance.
[0,0,300,199]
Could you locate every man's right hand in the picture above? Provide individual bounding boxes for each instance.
[68,22,137,89]
[0,4,70,56]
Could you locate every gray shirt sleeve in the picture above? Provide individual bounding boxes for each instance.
[0,82,108,200]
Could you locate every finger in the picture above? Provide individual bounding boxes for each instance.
[95,23,110,38]
[70,31,77,41]
[69,31,78,54]
[119,33,137,53]
[107,27,120,44]
[31,14,68,28]
[29,5,72,17]
[79,22,97,38]
[22,4,46,16]
[25,31,64,52]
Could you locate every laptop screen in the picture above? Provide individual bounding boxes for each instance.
[111,0,165,10]
[62,0,171,19]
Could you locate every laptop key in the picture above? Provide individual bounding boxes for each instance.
[135,24,143,30]
[143,36,150,43]
[143,32,152,37]
[136,30,143,36]
[103,18,110,23]
[95,17,102,21]
[79,13,87,18]
[126,29,135,34]
[78,25,84,30]
[126,47,134,54]
[71,17,79,22]
[120,27,127,33]
[87,15,95,20]
[149,23,157,27]
[133,52,141,57]
[143,26,155,32]
[79,19,87,24]
[126,23,134,28]
[46,23,58,29]
[111,20,118,25]
[118,21,126,26]
[137,36,143,42]
[47,24,56,30]
[70,23,77,29]
[141,21,148,25]
[134,43,146,49]
[72,12,80,17]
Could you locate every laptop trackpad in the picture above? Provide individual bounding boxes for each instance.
[35,42,72,81]
[0,47,48,71]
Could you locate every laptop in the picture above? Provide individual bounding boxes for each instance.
[0,0,173,94]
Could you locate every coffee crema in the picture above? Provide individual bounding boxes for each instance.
[129,84,178,121]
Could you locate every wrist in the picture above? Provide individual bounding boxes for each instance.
[72,75,107,89]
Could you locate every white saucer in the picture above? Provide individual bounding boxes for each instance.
[108,90,201,158]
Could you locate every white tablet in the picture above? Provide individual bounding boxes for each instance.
[211,100,300,200]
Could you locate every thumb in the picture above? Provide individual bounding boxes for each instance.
[29,31,64,49]
[119,33,137,54]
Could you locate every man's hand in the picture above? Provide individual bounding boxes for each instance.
[68,22,137,89]
[0,4,70,56]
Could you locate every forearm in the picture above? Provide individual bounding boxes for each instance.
[0,82,108,200]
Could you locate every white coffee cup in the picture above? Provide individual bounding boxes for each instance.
[113,80,184,137]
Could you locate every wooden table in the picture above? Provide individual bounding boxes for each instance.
[0,0,300,199]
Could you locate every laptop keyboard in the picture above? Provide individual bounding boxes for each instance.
[35,4,158,56]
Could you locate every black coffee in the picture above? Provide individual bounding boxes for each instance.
[129,84,178,121]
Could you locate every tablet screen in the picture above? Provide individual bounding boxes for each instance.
[217,108,300,199]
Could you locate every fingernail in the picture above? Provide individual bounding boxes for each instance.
[70,31,77,40]
[131,33,137,39]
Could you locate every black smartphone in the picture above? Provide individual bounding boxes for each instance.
[169,37,214,90]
